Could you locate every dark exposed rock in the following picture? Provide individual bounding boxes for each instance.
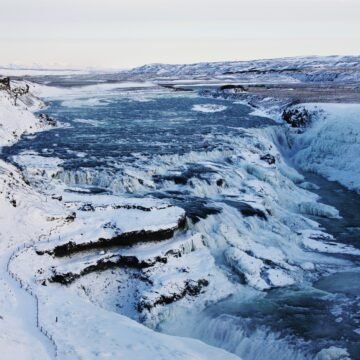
[149,192,221,224]
[64,187,107,194]
[137,279,209,312]
[153,174,188,185]
[260,154,276,165]
[282,107,312,128]
[11,84,30,105]
[222,68,300,76]
[0,78,31,107]
[216,178,225,187]
[49,254,168,285]
[39,213,186,257]
[186,279,209,295]
[103,221,118,230]
[219,84,248,92]
[51,195,63,201]
[153,164,217,186]
[50,272,78,285]
[0,77,10,91]
[110,203,171,212]
[65,212,76,223]
[223,200,268,220]
[38,113,57,127]
[78,203,95,212]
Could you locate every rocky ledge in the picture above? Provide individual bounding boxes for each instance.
[47,233,203,284]
[36,200,187,257]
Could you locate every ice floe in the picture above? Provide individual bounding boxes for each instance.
[192,104,227,113]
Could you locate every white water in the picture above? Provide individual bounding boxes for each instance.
[4,84,360,360]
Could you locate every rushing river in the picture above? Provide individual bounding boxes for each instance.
[3,83,359,359]
[4,87,274,169]
[160,172,360,360]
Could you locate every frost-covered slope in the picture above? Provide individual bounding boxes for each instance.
[0,80,63,359]
[281,103,360,193]
[126,55,360,84]
[0,159,60,360]
[0,79,57,146]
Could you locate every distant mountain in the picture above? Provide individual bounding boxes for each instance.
[124,55,360,84]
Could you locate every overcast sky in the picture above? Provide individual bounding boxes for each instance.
[1,0,359,68]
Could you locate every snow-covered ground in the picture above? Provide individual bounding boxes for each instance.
[0,56,359,359]
[0,81,55,147]
[0,148,63,359]
[0,80,240,359]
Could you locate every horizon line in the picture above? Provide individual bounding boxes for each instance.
[1,53,359,73]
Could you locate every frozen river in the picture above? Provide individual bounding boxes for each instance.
[3,82,359,360]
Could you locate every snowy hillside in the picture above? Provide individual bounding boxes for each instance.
[125,55,360,84]
[0,79,56,146]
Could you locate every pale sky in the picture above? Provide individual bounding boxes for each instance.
[0,0,359,68]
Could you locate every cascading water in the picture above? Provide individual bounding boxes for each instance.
[3,82,359,360]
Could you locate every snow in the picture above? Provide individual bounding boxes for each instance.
[0,85,63,360]
[37,287,240,360]
[0,82,240,360]
[1,62,360,359]
[0,159,63,359]
[301,230,360,256]
[126,55,360,85]
[18,108,352,297]
[0,83,47,147]
[225,247,270,290]
[192,104,227,113]
[48,232,204,279]
[34,199,185,256]
[297,201,340,219]
[315,346,351,360]
[224,247,296,290]
[139,248,235,322]
[266,269,295,287]
[288,104,360,193]
[73,118,105,126]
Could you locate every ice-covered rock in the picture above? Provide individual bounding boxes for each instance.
[47,233,204,284]
[192,104,227,113]
[301,230,360,256]
[36,199,186,256]
[0,79,53,146]
[315,346,351,360]
[287,104,360,193]
[297,201,340,219]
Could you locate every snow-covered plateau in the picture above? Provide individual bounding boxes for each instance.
[0,56,359,360]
